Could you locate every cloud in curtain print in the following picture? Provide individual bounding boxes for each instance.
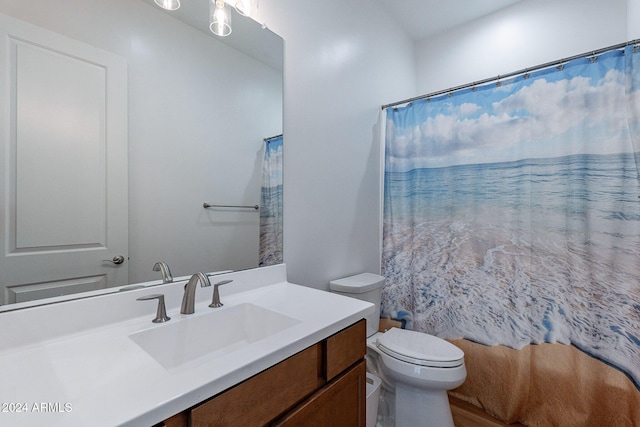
[266,142,283,162]
[387,66,637,172]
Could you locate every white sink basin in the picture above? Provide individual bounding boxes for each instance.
[129,303,300,370]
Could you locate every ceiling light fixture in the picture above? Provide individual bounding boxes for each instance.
[234,0,251,16]
[153,0,259,37]
[154,0,180,11]
[210,0,232,37]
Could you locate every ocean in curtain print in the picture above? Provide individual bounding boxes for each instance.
[382,152,640,387]
[259,184,283,266]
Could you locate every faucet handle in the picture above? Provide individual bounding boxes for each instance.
[209,280,233,308]
[137,294,171,323]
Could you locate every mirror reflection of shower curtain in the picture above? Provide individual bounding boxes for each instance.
[259,134,283,266]
[382,45,640,425]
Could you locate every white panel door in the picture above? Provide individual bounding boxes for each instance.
[0,14,128,305]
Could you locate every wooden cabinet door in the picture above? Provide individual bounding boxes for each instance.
[154,412,188,427]
[325,320,366,381]
[273,360,366,427]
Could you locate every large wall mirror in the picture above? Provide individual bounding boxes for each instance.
[0,0,283,309]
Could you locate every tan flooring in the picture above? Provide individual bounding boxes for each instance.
[451,397,526,427]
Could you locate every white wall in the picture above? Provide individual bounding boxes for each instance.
[254,1,417,289]
[0,0,282,283]
[630,0,640,38]
[414,0,627,95]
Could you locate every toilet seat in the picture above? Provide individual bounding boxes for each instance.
[376,328,464,368]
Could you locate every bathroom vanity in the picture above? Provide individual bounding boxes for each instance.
[0,264,373,427]
[162,320,366,427]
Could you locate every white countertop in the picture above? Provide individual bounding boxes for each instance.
[0,264,374,427]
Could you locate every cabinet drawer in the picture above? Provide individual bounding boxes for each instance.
[272,360,367,427]
[325,319,366,381]
[191,344,323,427]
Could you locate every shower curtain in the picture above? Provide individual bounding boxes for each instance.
[382,45,640,426]
[259,134,283,266]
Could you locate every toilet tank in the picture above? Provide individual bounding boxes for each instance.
[329,273,384,337]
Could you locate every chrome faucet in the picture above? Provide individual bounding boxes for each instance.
[152,261,173,283]
[180,272,211,314]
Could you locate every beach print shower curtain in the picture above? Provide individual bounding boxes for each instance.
[259,134,283,266]
[383,45,640,426]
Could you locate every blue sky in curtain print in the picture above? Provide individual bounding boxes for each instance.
[386,49,637,172]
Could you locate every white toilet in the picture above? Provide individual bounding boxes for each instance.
[330,273,467,427]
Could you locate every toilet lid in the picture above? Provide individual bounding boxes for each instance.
[376,328,464,368]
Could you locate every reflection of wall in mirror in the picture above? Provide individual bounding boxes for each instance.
[0,0,283,289]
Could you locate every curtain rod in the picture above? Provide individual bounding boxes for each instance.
[264,133,283,142]
[381,39,640,110]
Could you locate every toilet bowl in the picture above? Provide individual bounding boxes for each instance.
[330,273,466,427]
[367,329,466,427]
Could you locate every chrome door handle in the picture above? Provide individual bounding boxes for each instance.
[103,255,125,265]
